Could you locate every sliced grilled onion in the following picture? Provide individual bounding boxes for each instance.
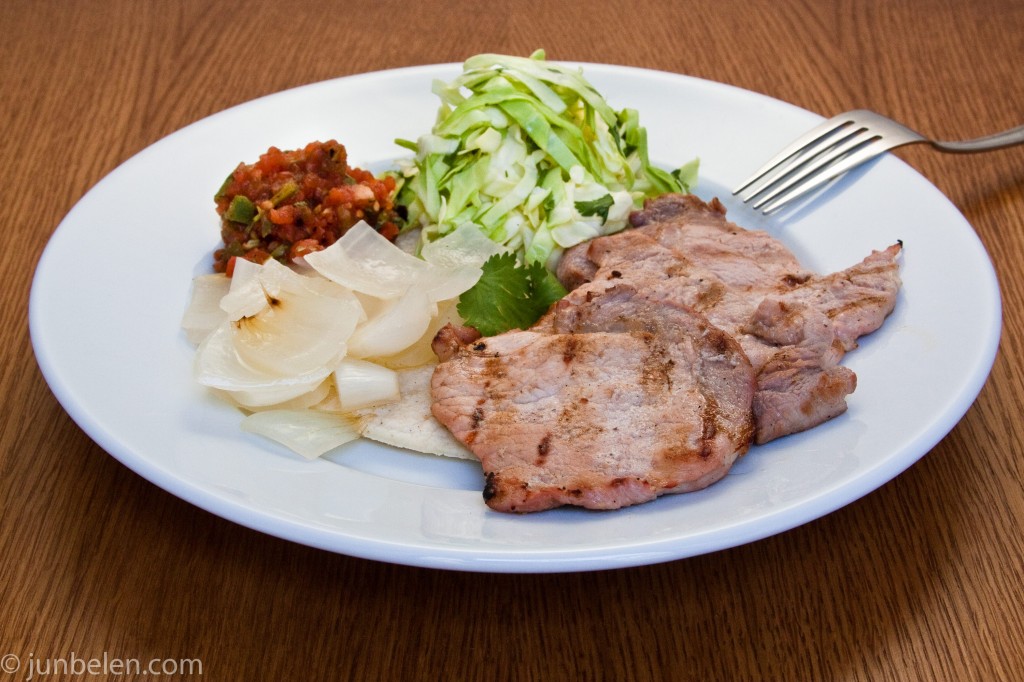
[306,220,499,305]
[418,223,504,301]
[187,213,503,458]
[304,221,430,299]
[214,377,331,411]
[227,259,362,377]
[241,409,361,459]
[332,358,400,411]
[345,287,434,359]
[194,323,333,407]
[219,257,268,320]
[181,273,231,344]
[372,298,463,369]
[417,263,486,304]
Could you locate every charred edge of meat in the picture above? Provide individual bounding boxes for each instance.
[431,323,482,361]
[482,472,498,501]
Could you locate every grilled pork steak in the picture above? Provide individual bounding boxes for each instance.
[430,296,756,512]
[557,194,901,443]
[431,193,901,512]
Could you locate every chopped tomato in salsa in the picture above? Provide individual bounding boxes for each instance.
[213,140,399,273]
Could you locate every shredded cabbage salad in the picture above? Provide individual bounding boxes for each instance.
[394,50,698,267]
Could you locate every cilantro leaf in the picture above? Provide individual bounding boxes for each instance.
[457,253,568,336]
[574,194,615,222]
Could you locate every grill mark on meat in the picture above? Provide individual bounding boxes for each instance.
[562,335,581,363]
[536,434,552,465]
[826,295,890,319]
[800,370,852,416]
[639,336,675,392]
[665,263,691,279]
[694,279,727,310]
[464,406,485,445]
[704,324,736,356]
[555,396,604,443]
[482,355,505,380]
[700,394,721,457]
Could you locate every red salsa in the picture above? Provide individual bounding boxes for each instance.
[213,140,400,274]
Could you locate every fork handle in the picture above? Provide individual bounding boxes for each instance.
[931,124,1024,153]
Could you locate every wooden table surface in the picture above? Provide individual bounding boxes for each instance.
[4,0,1024,679]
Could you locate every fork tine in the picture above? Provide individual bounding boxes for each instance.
[738,124,867,203]
[750,128,877,209]
[733,112,858,197]
[758,137,893,214]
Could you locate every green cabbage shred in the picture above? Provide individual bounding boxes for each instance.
[394,50,698,269]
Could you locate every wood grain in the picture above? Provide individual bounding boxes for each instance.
[2,0,1023,680]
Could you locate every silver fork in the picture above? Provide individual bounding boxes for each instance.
[733,109,1024,214]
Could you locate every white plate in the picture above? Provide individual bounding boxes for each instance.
[29,63,1001,572]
